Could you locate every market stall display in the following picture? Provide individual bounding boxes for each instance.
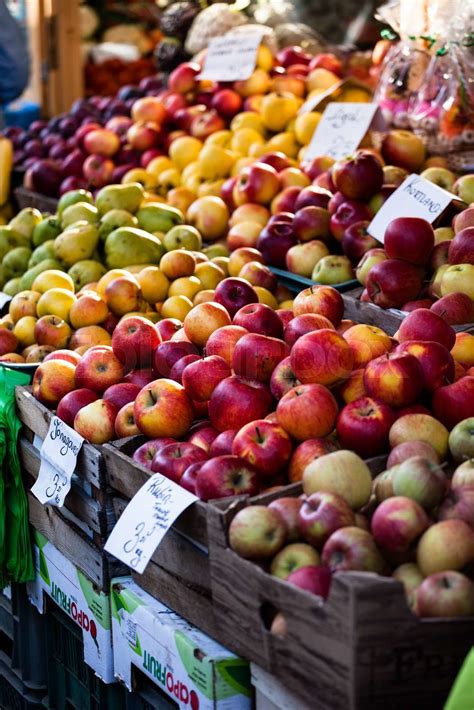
[0,0,473,708]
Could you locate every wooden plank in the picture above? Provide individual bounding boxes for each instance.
[27,491,124,590]
[133,562,218,640]
[19,436,108,535]
[14,188,58,214]
[16,387,106,489]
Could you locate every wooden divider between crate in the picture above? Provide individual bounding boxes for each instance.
[206,495,474,710]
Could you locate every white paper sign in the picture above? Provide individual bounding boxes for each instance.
[305,103,383,160]
[0,291,11,311]
[298,81,345,115]
[104,473,197,574]
[368,174,454,243]
[31,417,83,507]
[199,34,262,82]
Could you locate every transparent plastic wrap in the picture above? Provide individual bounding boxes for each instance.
[374,38,431,128]
[273,23,326,53]
[409,40,474,169]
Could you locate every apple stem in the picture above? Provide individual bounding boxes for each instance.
[255,426,264,443]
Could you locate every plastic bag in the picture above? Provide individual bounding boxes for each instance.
[0,365,35,587]
[444,647,474,710]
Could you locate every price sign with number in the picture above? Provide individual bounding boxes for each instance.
[105,473,197,573]
[199,33,263,82]
[31,417,83,507]
[368,174,454,243]
[305,103,384,161]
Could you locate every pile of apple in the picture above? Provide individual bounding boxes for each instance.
[11,45,373,199]
[227,441,474,620]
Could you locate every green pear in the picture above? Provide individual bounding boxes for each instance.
[203,243,229,258]
[57,189,94,217]
[9,207,42,239]
[54,223,100,268]
[105,227,164,269]
[0,226,30,257]
[68,260,107,291]
[95,183,144,215]
[61,202,99,229]
[136,203,184,234]
[32,215,62,247]
[163,225,202,252]
[19,259,64,290]
[3,247,33,279]
[99,209,138,241]
[28,240,56,268]
[3,277,21,296]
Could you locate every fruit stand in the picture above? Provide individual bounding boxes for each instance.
[0,0,474,708]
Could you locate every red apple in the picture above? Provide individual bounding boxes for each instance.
[132,437,176,470]
[270,356,300,400]
[341,221,378,262]
[384,217,435,265]
[182,355,231,401]
[156,318,182,341]
[387,441,439,467]
[232,333,289,383]
[276,383,338,441]
[73,398,117,444]
[56,388,99,428]
[75,348,125,394]
[366,260,424,309]
[208,375,273,432]
[292,285,344,326]
[332,152,383,201]
[336,396,396,458]
[134,379,194,439]
[256,220,297,269]
[321,527,386,574]
[268,498,302,543]
[205,325,248,368]
[290,329,353,387]
[415,571,474,618]
[294,186,331,211]
[123,368,156,388]
[169,354,201,384]
[299,491,355,549]
[438,486,474,528]
[151,442,208,483]
[392,456,447,509]
[168,62,200,93]
[233,302,283,338]
[371,496,429,552]
[180,462,203,494]
[111,316,161,369]
[402,298,435,312]
[364,352,423,407]
[293,206,330,242]
[103,382,141,411]
[214,277,258,318]
[153,341,199,377]
[432,377,474,428]
[397,309,456,351]
[186,424,218,453]
[381,130,426,172]
[209,429,237,457]
[195,455,259,501]
[286,565,332,599]
[232,419,292,480]
[228,505,287,560]
[284,313,334,347]
[394,340,455,392]
[430,292,474,325]
[114,402,140,438]
[329,200,373,241]
[448,227,474,265]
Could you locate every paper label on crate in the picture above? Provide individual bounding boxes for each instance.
[368,174,453,243]
[199,33,263,82]
[105,473,198,573]
[0,291,11,311]
[31,416,83,507]
[305,102,383,160]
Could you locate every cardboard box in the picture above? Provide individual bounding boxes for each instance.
[27,530,114,683]
[251,664,308,710]
[111,577,252,710]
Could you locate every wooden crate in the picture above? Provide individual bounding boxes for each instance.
[206,491,474,710]
[342,288,474,336]
[26,489,125,591]
[14,187,58,214]
[16,386,116,542]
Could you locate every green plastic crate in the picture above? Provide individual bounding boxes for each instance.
[0,659,45,710]
[269,266,359,294]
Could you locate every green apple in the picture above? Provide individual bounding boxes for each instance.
[312,254,354,284]
[449,418,474,463]
[163,225,202,252]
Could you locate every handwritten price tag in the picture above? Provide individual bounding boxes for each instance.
[0,292,11,313]
[31,417,83,507]
[368,174,454,243]
[199,34,263,82]
[104,473,197,573]
[305,103,382,161]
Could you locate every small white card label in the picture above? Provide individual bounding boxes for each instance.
[199,34,262,82]
[0,292,11,311]
[368,174,454,243]
[104,473,198,574]
[298,80,345,115]
[305,103,383,160]
[31,417,83,507]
